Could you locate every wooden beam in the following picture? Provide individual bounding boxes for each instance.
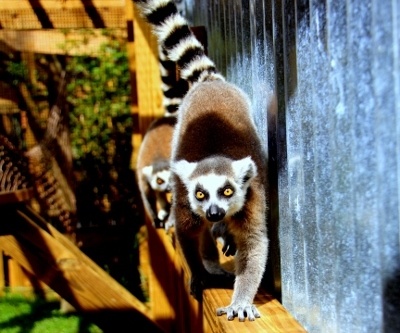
[139,225,177,333]
[203,289,307,333]
[0,250,4,295]
[142,221,307,333]
[0,0,124,10]
[0,29,126,55]
[124,0,142,171]
[0,0,125,29]
[0,189,34,205]
[0,205,165,332]
[129,1,163,169]
[133,5,163,128]
[202,246,307,332]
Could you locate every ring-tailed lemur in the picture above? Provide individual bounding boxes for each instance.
[134,0,269,322]
[159,45,189,116]
[136,39,188,228]
[136,115,176,229]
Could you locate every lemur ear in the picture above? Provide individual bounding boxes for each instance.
[171,160,198,183]
[142,165,153,180]
[232,157,257,185]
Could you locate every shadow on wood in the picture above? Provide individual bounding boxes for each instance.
[0,203,164,333]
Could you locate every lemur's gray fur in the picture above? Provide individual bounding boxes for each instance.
[134,0,269,321]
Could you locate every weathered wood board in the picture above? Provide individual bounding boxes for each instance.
[0,0,125,29]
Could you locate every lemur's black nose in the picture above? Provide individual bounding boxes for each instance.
[206,204,226,222]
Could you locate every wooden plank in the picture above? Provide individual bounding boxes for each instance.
[174,241,204,333]
[174,236,306,333]
[203,289,307,333]
[0,251,4,294]
[0,189,34,205]
[139,215,307,333]
[0,206,165,333]
[139,224,177,333]
[7,259,49,295]
[27,208,152,319]
[0,29,126,55]
[0,0,124,10]
[132,2,164,130]
[201,248,306,333]
[143,222,203,333]
[8,257,26,289]
[129,2,163,168]
[124,0,141,170]
[0,0,125,29]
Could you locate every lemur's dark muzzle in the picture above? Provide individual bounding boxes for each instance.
[206,204,226,222]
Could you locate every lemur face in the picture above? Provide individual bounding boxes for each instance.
[142,166,171,192]
[173,156,257,222]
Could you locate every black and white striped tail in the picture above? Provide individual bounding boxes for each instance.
[158,45,189,115]
[134,0,225,85]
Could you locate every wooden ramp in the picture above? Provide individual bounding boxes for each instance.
[0,194,164,333]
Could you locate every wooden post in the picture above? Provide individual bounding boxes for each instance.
[0,251,4,296]
[130,0,163,167]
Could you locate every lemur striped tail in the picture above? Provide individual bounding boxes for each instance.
[158,45,189,115]
[134,0,225,85]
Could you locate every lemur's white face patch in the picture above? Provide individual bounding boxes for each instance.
[172,157,257,221]
[143,166,171,192]
[186,173,246,219]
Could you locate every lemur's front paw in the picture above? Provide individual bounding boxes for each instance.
[164,217,175,231]
[216,302,261,322]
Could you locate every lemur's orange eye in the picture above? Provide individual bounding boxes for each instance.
[223,188,234,197]
[156,178,164,185]
[196,191,205,200]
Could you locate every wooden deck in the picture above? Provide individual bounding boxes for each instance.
[140,222,307,333]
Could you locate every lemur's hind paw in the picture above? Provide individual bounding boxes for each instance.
[157,209,168,221]
[216,303,261,322]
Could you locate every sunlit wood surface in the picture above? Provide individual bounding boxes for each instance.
[141,222,307,333]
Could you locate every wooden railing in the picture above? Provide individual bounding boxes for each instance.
[0,196,164,332]
[140,221,307,333]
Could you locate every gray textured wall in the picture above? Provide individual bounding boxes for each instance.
[185,0,400,332]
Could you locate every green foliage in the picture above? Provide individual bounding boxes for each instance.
[4,54,28,86]
[0,294,102,333]
[65,30,132,168]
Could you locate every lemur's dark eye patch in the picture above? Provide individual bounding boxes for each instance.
[196,190,205,200]
[156,177,165,185]
[223,187,234,197]
[218,183,235,198]
[194,185,208,201]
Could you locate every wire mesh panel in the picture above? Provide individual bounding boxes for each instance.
[0,1,144,297]
[188,0,400,332]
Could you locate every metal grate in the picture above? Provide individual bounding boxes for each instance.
[188,0,400,332]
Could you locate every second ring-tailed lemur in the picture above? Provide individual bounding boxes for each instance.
[134,0,269,322]
[136,41,188,228]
